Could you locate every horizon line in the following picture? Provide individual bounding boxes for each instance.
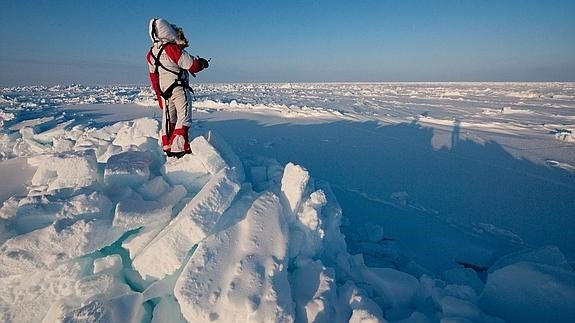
[3,80,575,88]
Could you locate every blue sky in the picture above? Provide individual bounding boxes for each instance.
[0,0,574,85]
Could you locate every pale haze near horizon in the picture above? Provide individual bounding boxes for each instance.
[0,0,574,86]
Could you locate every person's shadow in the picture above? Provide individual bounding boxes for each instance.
[451,118,461,150]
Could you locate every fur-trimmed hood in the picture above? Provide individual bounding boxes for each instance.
[149,18,178,44]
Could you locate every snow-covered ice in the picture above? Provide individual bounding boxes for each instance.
[174,192,293,322]
[132,167,240,281]
[105,151,151,187]
[1,82,574,322]
[28,149,100,196]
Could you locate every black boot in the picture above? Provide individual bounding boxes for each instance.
[173,151,186,159]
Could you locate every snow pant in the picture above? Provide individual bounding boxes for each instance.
[160,86,192,154]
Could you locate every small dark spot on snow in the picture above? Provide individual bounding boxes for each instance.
[456,260,489,272]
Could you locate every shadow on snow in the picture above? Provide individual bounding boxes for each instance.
[194,118,575,273]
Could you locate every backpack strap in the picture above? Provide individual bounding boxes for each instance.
[160,78,196,101]
[150,45,180,76]
[149,44,195,100]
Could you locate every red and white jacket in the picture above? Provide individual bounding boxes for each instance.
[146,19,204,108]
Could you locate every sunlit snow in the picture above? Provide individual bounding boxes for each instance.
[1,82,574,322]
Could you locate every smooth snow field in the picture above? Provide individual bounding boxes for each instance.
[0,83,574,322]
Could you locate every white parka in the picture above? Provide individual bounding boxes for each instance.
[146,18,203,98]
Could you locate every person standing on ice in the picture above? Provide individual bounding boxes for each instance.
[147,18,209,158]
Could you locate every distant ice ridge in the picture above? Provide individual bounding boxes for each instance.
[2,82,575,162]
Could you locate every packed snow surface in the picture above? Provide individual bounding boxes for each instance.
[1,82,574,322]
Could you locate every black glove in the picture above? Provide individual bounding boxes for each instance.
[198,57,209,69]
